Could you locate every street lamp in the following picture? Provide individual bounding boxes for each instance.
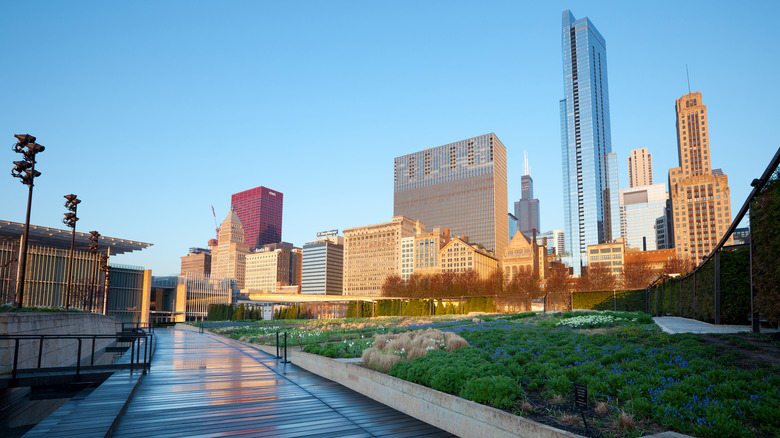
[63,194,80,309]
[11,134,45,309]
[88,231,100,312]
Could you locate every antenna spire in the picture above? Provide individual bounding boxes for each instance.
[686,64,691,94]
[523,151,529,176]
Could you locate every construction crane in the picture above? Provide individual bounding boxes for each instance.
[211,205,220,240]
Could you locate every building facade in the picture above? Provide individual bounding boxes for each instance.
[400,236,415,280]
[514,152,540,238]
[180,247,211,276]
[245,242,301,292]
[538,230,565,257]
[211,208,250,288]
[393,133,508,259]
[619,183,669,251]
[301,236,344,295]
[586,238,625,277]
[668,91,732,264]
[560,10,619,276]
[343,216,417,296]
[503,230,548,282]
[439,237,498,278]
[628,148,653,188]
[231,186,283,251]
[413,224,450,277]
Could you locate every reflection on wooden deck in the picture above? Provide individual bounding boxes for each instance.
[112,329,454,437]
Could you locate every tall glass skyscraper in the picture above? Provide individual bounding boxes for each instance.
[560,10,619,276]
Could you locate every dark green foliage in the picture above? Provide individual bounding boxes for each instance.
[752,168,780,324]
[376,300,400,316]
[719,249,751,324]
[459,375,522,408]
[572,290,645,312]
[274,304,313,320]
[345,301,372,318]
[208,304,263,321]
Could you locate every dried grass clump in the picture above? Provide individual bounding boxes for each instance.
[617,411,636,431]
[559,413,580,426]
[361,328,469,373]
[595,401,609,415]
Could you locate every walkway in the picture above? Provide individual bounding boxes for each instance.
[653,316,777,334]
[111,329,453,437]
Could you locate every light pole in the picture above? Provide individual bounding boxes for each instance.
[11,134,45,309]
[100,253,110,315]
[88,231,100,312]
[63,194,80,309]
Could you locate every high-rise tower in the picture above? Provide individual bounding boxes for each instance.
[393,133,508,258]
[628,148,653,188]
[231,186,283,251]
[514,151,540,238]
[560,10,619,276]
[668,91,732,263]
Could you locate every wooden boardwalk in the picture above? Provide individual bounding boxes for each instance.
[111,329,454,437]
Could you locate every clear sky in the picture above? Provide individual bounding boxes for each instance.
[1,1,778,275]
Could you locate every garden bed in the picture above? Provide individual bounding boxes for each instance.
[207,311,779,437]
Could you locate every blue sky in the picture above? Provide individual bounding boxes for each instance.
[1,1,778,275]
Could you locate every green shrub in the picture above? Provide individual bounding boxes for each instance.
[572,291,613,310]
[460,375,522,408]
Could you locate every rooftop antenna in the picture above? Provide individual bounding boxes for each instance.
[686,64,691,94]
[523,151,530,176]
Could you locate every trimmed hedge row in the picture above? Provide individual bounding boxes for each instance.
[572,290,645,312]
[345,297,495,318]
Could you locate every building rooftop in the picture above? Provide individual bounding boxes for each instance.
[0,220,152,255]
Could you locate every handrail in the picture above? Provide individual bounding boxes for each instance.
[0,332,154,379]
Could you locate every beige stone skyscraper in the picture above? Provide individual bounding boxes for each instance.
[211,207,250,288]
[668,91,732,264]
[628,148,653,188]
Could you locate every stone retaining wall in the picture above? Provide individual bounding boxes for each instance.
[0,313,120,374]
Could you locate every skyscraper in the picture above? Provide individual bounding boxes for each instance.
[514,151,540,238]
[668,91,732,263]
[231,186,283,251]
[628,148,653,188]
[560,10,619,276]
[619,183,669,251]
[211,208,250,288]
[393,133,508,258]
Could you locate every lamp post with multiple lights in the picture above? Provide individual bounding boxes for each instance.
[88,231,100,312]
[63,194,80,309]
[10,134,45,309]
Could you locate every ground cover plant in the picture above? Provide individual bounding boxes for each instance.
[206,311,779,437]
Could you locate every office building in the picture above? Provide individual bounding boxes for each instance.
[560,10,620,276]
[245,242,301,292]
[211,208,250,288]
[439,237,498,278]
[508,213,519,241]
[400,236,415,281]
[180,247,211,276]
[538,230,565,257]
[231,186,283,251]
[343,216,417,296]
[628,148,653,188]
[514,152,540,238]
[586,238,625,277]
[301,234,344,295]
[668,91,732,263]
[619,183,669,251]
[733,227,750,245]
[414,223,451,276]
[393,133,508,258]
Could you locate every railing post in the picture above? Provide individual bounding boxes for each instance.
[37,336,44,368]
[281,332,290,364]
[143,335,148,373]
[714,251,721,325]
[12,339,19,380]
[76,339,82,377]
[276,331,280,359]
[693,270,697,319]
[91,335,96,366]
[130,337,135,373]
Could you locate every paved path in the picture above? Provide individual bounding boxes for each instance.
[112,329,453,437]
[653,316,777,334]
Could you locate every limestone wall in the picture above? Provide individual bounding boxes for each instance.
[0,313,120,374]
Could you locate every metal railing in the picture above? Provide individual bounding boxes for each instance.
[0,331,154,381]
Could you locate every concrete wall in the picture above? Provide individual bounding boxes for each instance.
[248,344,585,438]
[0,313,120,374]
